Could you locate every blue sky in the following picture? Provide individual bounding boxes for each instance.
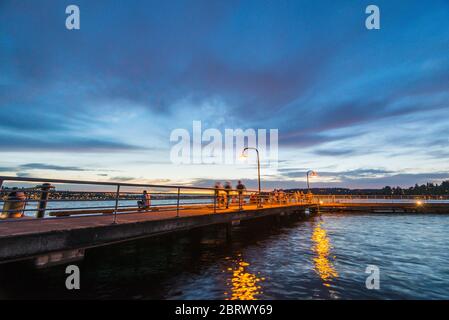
[1,0,449,189]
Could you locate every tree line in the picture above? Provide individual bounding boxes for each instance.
[288,180,449,195]
[381,181,449,195]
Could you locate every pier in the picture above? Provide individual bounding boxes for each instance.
[0,202,316,264]
[1,176,448,266]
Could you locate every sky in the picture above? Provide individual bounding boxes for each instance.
[1,0,449,190]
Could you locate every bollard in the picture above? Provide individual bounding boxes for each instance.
[1,188,26,219]
[36,183,53,218]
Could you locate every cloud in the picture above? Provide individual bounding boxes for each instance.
[340,169,395,176]
[279,132,360,148]
[190,171,449,190]
[16,172,31,178]
[1,0,449,186]
[19,163,86,171]
[0,135,146,152]
[0,107,69,132]
[313,148,359,157]
[109,176,136,182]
[0,163,89,178]
[278,168,395,179]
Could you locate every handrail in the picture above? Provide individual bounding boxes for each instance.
[0,175,309,223]
[2,175,447,224]
[312,194,449,200]
[0,176,257,193]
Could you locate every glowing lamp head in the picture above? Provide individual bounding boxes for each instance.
[308,170,318,177]
[416,200,423,206]
[240,148,251,161]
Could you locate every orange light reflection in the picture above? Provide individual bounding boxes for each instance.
[224,257,264,300]
[311,222,338,287]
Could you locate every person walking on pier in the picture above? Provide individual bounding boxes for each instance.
[236,180,246,209]
[138,190,151,211]
[214,182,224,208]
[224,181,232,209]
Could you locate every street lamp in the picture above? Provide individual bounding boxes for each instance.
[241,147,262,208]
[306,170,317,194]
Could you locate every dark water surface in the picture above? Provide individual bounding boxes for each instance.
[1,213,449,299]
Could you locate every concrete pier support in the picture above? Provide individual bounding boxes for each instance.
[225,223,232,243]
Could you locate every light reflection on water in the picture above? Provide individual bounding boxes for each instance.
[224,254,264,300]
[311,222,338,287]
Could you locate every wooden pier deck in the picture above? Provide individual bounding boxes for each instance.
[0,202,315,264]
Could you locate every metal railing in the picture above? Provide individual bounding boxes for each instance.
[4,176,445,225]
[0,176,312,224]
[312,194,449,204]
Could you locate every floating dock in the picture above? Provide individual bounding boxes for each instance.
[318,202,449,213]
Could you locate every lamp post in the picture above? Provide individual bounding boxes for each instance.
[241,147,262,208]
[306,170,317,194]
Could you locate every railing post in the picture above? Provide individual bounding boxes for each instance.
[213,191,217,214]
[176,187,180,218]
[37,183,52,218]
[0,179,3,212]
[112,184,120,224]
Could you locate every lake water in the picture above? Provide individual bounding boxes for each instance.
[1,212,449,299]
